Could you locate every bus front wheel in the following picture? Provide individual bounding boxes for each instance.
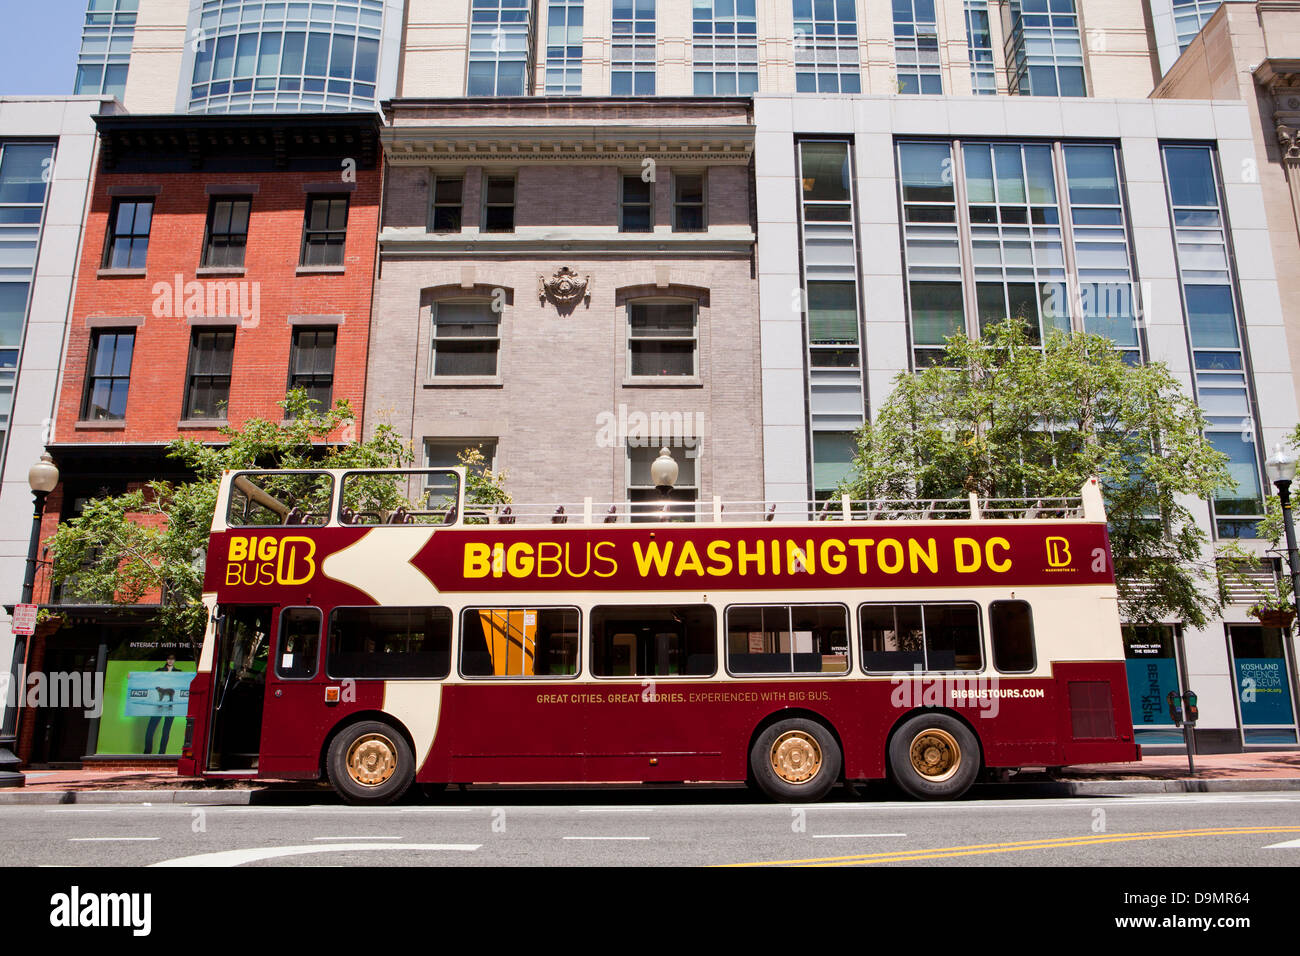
[749,718,841,802]
[888,714,979,800]
[326,720,416,805]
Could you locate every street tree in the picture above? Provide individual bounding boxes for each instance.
[840,318,1234,628]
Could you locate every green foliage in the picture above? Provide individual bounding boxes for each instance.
[44,391,430,652]
[841,319,1234,628]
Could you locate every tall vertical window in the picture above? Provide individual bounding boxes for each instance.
[793,0,861,93]
[897,140,1140,367]
[1173,0,1221,51]
[184,329,235,420]
[1161,144,1263,539]
[300,195,348,266]
[82,331,135,421]
[627,300,697,377]
[431,175,464,233]
[612,0,655,95]
[468,0,534,96]
[483,176,516,232]
[202,197,251,268]
[545,0,584,94]
[429,301,501,377]
[1003,0,1085,96]
[103,199,152,269]
[894,0,942,94]
[693,0,758,95]
[76,0,137,98]
[188,0,385,113]
[288,327,336,412]
[628,440,699,521]
[673,174,705,232]
[0,142,55,469]
[964,0,996,94]
[799,140,865,499]
[621,176,653,232]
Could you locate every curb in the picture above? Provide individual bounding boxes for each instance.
[0,778,1298,804]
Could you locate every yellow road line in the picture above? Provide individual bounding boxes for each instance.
[724,826,1300,867]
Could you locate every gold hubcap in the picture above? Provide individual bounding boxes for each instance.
[770,730,823,784]
[345,733,398,787]
[909,728,961,782]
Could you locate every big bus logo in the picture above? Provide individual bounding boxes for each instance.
[1045,536,1073,568]
[225,535,317,586]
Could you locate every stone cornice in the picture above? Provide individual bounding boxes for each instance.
[378,227,755,257]
[381,125,756,166]
[1254,58,1300,93]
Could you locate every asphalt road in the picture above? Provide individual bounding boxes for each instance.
[2,789,1299,867]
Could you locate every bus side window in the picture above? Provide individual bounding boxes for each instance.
[277,607,321,679]
[590,606,717,678]
[990,600,1036,672]
[328,607,452,679]
[860,603,981,673]
[459,608,580,678]
[726,604,848,676]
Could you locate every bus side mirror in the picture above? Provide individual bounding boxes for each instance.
[1167,690,1183,728]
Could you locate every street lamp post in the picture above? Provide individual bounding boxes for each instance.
[651,447,679,522]
[0,453,60,787]
[1265,444,1300,613]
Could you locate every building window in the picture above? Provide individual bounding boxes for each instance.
[621,175,653,232]
[693,0,758,95]
[627,300,696,377]
[1003,0,1086,96]
[82,330,135,421]
[288,327,336,412]
[964,0,997,93]
[468,0,534,96]
[184,328,235,420]
[812,431,856,500]
[793,0,860,93]
[202,197,251,268]
[894,0,942,94]
[896,139,1140,368]
[1160,143,1263,539]
[673,174,705,232]
[483,175,516,233]
[300,195,348,267]
[103,199,152,269]
[545,0,584,94]
[429,300,501,377]
[612,0,655,94]
[431,175,464,232]
[1173,0,1221,51]
[187,0,383,114]
[627,440,698,521]
[76,0,136,98]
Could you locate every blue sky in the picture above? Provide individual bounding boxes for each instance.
[0,1,85,97]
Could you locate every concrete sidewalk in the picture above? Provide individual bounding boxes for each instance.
[0,750,1297,803]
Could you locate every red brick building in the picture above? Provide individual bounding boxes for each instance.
[22,113,381,766]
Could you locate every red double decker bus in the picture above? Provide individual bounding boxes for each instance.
[178,467,1139,803]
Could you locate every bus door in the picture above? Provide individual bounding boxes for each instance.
[207,604,273,772]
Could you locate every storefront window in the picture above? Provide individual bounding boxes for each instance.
[1122,625,1184,746]
[95,630,197,756]
[1228,625,1298,745]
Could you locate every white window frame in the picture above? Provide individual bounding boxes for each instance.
[619,173,654,233]
[625,297,699,381]
[672,171,707,232]
[428,172,466,234]
[427,298,501,380]
[481,172,517,234]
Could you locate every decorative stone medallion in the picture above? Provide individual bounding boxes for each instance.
[539,266,591,305]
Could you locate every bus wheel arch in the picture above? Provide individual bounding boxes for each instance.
[885,708,983,801]
[322,712,418,805]
[746,709,844,803]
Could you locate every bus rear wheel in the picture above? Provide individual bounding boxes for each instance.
[326,720,415,805]
[888,714,979,800]
[749,718,841,803]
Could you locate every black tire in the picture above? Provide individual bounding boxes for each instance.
[326,720,416,805]
[749,718,842,803]
[888,713,980,800]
